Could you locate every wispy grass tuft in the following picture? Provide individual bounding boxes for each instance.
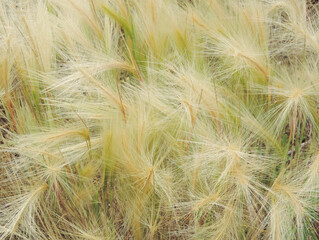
[1,0,319,239]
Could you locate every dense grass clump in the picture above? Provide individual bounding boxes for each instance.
[1,0,319,239]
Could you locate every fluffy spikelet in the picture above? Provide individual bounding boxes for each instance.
[0,183,48,240]
[264,174,316,240]
[259,65,319,139]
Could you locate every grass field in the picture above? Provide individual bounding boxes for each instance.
[1,0,319,239]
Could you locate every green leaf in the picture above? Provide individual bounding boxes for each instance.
[102,5,132,39]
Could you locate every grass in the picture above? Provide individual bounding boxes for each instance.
[1,0,319,239]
